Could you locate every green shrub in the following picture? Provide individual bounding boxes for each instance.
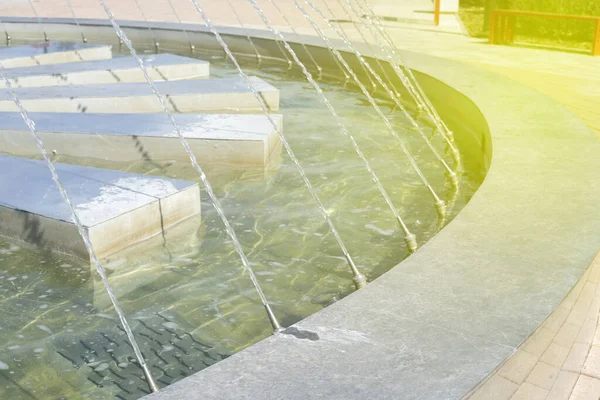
[507,0,600,42]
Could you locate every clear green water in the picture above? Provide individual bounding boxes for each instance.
[0,54,481,399]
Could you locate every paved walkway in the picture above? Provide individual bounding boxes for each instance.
[365,0,464,33]
[1,1,599,398]
[469,252,600,400]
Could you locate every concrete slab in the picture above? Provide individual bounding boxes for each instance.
[0,76,279,112]
[0,41,112,68]
[0,54,210,87]
[0,155,201,259]
[0,112,282,166]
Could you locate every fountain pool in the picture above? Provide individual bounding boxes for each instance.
[0,49,482,399]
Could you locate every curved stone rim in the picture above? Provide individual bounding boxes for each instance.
[1,17,599,399]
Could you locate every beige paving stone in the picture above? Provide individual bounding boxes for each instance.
[569,375,600,400]
[541,343,571,368]
[566,302,593,328]
[593,323,600,347]
[575,318,597,345]
[469,375,519,400]
[579,282,596,307]
[555,323,583,348]
[497,350,539,384]
[547,371,579,400]
[522,327,556,357]
[510,382,549,400]
[562,281,588,311]
[588,263,600,284]
[526,361,560,389]
[582,345,600,380]
[588,296,600,319]
[563,343,592,374]
[544,307,574,333]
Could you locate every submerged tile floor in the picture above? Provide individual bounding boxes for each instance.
[468,251,600,400]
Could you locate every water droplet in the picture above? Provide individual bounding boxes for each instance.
[95,313,115,320]
[37,325,52,334]
[162,322,178,329]
[0,361,8,370]
[94,363,109,372]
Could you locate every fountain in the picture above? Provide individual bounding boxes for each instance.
[0,0,478,397]
[2,1,597,399]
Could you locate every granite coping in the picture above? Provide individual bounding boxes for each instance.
[0,41,108,60]
[0,41,113,68]
[0,76,276,100]
[0,154,195,226]
[1,19,599,400]
[0,53,210,86]
[0,111,280,140]
[0,154,201,259]
[0,112,283,165]
[0,75,280,113]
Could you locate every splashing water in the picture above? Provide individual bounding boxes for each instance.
[26,0,47,42]
[0,54,481,400]
[308,0,461,220]
[0,62,159,393]
[243,0,418,252]
[326,0,456,179]
[165,0,195,53]
[351,0,458,153]
[265,0,322,76]
[292,0,446,217]
[64,0,87,43]
[187,0,367,288]
[97,0,283,332]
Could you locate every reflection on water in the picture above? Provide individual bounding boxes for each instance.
[0,55,481,399]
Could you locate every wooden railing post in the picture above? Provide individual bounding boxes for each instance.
[434,0,441,26]
[499,13,507,44]
[507,15,517,43]
[593,19,600,56]
[490,11,497,44]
